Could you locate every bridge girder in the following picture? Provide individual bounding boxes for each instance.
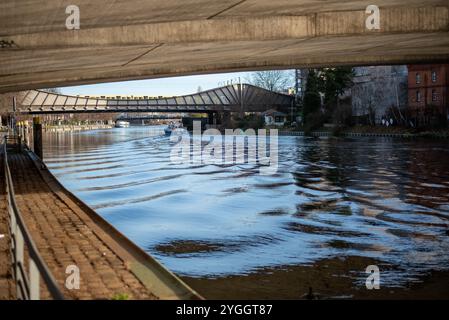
[16,84,294,115]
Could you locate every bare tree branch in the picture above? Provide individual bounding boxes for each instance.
[246,70,294,92]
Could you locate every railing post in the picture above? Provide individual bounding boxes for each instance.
[33,117,43,160]
[8,196,16,280]
[15,228,25,299]
[29,260,40,300]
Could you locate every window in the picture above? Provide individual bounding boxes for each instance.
[416,73,421,84]
[431,71,437,82]
[275,116,284,123]
[416,90,421,102]
[432,89,438,102]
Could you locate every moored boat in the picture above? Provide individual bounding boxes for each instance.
[115,120,130,128]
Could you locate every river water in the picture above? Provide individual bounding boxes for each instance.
[42,126,449,299]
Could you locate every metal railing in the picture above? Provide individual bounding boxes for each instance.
[2,135,65,300]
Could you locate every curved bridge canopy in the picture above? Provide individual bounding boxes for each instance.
[18,84,294,114]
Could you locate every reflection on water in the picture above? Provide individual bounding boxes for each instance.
[43,127,449,292]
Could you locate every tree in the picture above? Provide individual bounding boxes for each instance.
[302,70,324,131]
[246,70,294,92]
[301,67,354,130]
[303,69,321,118]
[318,67,354,109]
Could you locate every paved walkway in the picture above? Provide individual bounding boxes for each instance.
[0,144,15,299]
[6,151,156,300]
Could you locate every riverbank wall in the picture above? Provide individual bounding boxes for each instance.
[44,124,114,133]
[278,131,449,138]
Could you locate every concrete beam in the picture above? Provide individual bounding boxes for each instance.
[4,7,447,48]
[0,1,448,93]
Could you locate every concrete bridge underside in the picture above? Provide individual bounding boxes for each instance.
[0,0,448,93]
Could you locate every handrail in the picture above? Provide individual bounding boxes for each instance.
[2,135,65,300]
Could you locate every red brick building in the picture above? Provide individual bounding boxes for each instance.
[408,64,449,124]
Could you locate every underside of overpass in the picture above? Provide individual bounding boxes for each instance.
[0,0,448,93]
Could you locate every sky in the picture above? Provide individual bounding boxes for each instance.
[60,71,255,97]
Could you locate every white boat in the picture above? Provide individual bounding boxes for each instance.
[115,120,130,128]
[164,123,183,136]
[164,124,175,136]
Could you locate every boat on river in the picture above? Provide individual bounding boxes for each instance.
[115,120,130,128]
[164,122,182,136]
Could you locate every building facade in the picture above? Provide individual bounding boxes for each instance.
[408,64,449,123]
[349,66,408,125]
[263,109,287,126]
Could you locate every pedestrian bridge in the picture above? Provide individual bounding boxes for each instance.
[0,0,448,93]
[17,84,295,114]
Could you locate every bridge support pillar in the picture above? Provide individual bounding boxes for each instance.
[222,111,231,127]
[33,117,43,160]
[208,112,216,126]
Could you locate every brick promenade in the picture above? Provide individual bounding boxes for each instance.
[5,151,156,300]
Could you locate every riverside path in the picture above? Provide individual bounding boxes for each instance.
[1,137,201,300]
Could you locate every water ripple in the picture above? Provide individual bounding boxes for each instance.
[44,128,449,288]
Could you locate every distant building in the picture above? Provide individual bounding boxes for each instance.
[263,109,287,126]
[294,69,309,101]
[349,66,408,124]
[407,64,449,123]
